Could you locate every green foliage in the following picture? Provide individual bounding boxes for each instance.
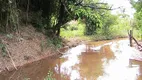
[96,13,128,38]
[40,37,62,52]
[52,37,62,48]
[131,0,142,37]
[46,37,62,49]
[85,13,101,35]
[101,13,117,34]
[44,70,56,80]
[0,41,7,57]
[73,5,102,35]
[0,0,19,33]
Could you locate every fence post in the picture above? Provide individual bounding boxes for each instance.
[129,30,133,47]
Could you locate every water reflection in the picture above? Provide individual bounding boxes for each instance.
[57,39,142,80]
[59,45,86,80]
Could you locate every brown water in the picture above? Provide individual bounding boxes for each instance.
[0,39,142,80]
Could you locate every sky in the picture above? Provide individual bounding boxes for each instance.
[101,0,136,18]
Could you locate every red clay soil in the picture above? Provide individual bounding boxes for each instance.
[0,26,60,73]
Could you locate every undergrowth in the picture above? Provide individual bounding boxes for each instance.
[48,37,63,49]
[44,70,56,80]
[40,37,63,52]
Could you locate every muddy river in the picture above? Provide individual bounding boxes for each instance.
[0,39,142,80]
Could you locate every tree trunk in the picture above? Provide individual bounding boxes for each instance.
[56,28,60,36]
[53,0,65,37]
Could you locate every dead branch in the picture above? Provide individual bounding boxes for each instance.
[5,46,18,70]
[57,49,64,55]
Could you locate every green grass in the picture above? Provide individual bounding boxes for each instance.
[60,20,128,41]
[60,21,85,38]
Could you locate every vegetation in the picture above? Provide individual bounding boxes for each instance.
[0,0,125,35]
[0,0,138,45]
[59,0,132,40]
[61,13,130,40]
[0,41,7,57]
[44,70,56,80]
[130,0,142,39]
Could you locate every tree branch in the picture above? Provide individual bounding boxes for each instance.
[94,3,108,5]
[77,4,121,10]
[75,0,83,6]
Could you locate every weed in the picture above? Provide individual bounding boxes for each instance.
[44,70,56,80]
[0,42,7,57]
[40,41,45,52]
[52,37,62,48]
[6,34,13,39]
[40,37,62,52]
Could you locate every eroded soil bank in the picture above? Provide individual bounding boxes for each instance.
[0,26,60,73]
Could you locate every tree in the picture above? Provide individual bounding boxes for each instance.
[70,0,118,35]
[0,0,120,37]
[131,0,142,33]
[0,0,19,33]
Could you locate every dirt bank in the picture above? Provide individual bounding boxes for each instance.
[0,25,62,72]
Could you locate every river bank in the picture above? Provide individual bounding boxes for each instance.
[0,26,59,73]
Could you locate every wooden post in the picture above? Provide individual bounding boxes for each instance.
[129,30,133,47]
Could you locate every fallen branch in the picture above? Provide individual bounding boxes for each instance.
[57,49,64,55]
[5,46,18,70]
